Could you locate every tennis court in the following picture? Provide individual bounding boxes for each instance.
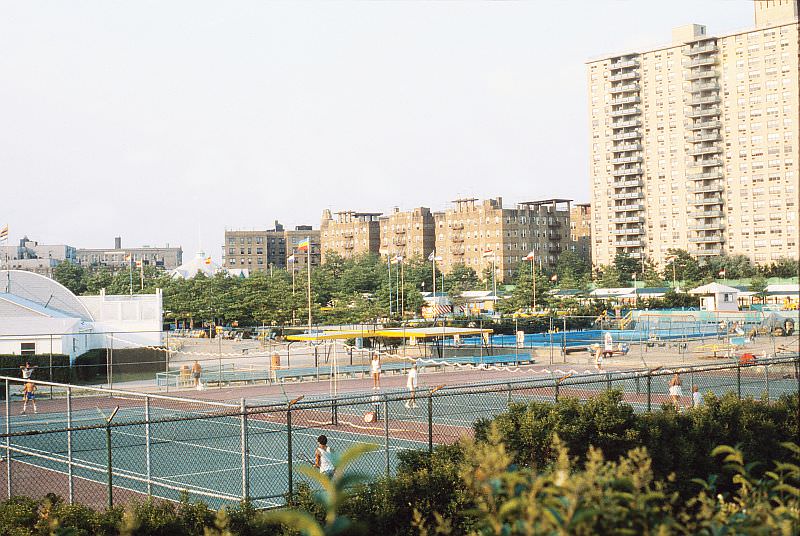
[1,354,797,509]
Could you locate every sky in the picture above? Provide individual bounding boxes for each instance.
[0,0,755,260]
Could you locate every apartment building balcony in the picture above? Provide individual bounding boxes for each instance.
[613,178,643,188]
[690,82,720,92]
[449,222,464,230]
[690,247,723,256]
[627,251,644,259]
[610,155,643,164]
[688,132,721,143]
[611,96,641,105]
[612,191,644,200]
[547,220,561,228]
[610,227,643,236]
[612,167,643,177]
[612,143,642,153]
[610,58,639,70]
[690,184,723,194]
[611,131,642,141]
[687,107,720,118]
[691,196,723,206]
[694,158,723,167]
[682,56,717,68]
[343,241,355,249]
[547,244,562,252]
[610,83,640,94]
[392,238,406,246]
[683,43,718,56]
[688,234,724,243]
[393,228,406,234]
[341,230,354,238]
[450,234,464,243]
[615,203,645,212]
[688,144,722,156]
[610,107,641,118]
[612,215,645,224]
[609,70,639,82]
[688,222,725,231]
[685,69,718,81]
[450,246,465,255]
[687,170,723,180]
[615,239,643,247]
[689,209,724,218]
[688,95,720,106]
[612,119,642,129]
[687,120,721,131]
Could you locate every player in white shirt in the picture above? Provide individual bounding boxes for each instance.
[405,363,419,408]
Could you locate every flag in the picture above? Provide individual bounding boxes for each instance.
[204,256,212,265]
[0,224,7,241]
[718,269,726,278]
[482,249,494,258]
[428,250,436,261]
[550,274,558,282]
[135,260,143,268]
[297,238,310,252]
[391,255,404,264]
[524,251,535,261]
[287,254,295,263]
[124,253,132,262]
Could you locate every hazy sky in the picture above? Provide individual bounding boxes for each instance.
[0,0,754,260]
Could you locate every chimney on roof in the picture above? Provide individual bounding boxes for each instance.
[114,237,121,249]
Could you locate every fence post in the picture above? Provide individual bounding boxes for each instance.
[287,408,293,505]
[764,365,769,401]
[427,390,434,455]
[606,372,611,391]
[241,398,249,501]
[506,383,512,407]
[5,379,11,498]
[646,373,652,412]
[554,378,559,402]
[737,364,741,400]
[106,423,113,508]
[145,395,152,496]
[383,394,390,479]
[67,387,74,504]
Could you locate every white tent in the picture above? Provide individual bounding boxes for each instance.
[170,252,249,279]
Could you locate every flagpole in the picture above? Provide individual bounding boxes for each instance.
[531,255,536,310]
[492,255,497,299]
[128,256,133,296]
[306,239,312,334]
[400,259,405,318]
[387,254,392,318]
[432,252,436,298]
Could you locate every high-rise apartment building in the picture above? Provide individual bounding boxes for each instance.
[434,198,571,282]
[587,0,799,267]
[379,207,436,259]
[570,203,592,264]
[224,222,320,272]
[320,210,382,262]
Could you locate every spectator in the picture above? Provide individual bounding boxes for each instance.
[692,384,703,408]
[191,360,203,390]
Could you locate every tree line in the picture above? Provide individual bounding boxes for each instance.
[51,251,798,327]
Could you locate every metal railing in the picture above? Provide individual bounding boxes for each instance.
[0,354,797,510]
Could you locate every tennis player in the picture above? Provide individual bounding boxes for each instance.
[405,363,418,408]
[191,360,203,390]
[21,382,37,415]
[371,353,381,389]
[20,362,37,380]
[314,435,335,478]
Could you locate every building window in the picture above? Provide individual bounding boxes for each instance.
[21,342,35,356]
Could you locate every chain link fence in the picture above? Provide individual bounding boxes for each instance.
[0,354,797,509]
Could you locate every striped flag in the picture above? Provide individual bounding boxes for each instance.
[391,255,404,264]
[523,251,535,261]
[287,254,296,263]
[297,237,310,252]
[482,248,495,258]
[0,224,7,241]
[204,256,212,265]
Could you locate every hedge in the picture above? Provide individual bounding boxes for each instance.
[0,354,71,383]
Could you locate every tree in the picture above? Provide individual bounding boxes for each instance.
[613,253,639,282]
[663,249,702,287]
[596,264,622,288]
[52,261,87,295]
[749,274,768,305]
[759,257,800,278]
[703,254,755,280]
[555,251,590,287]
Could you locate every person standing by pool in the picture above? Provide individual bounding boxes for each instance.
[21,382,37,415]
[371,353,381,390]
[314,435,335,479]
[603,331,613,358]
[668,373,683,410]
[191,360,203,390]
[405,363,418,408]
